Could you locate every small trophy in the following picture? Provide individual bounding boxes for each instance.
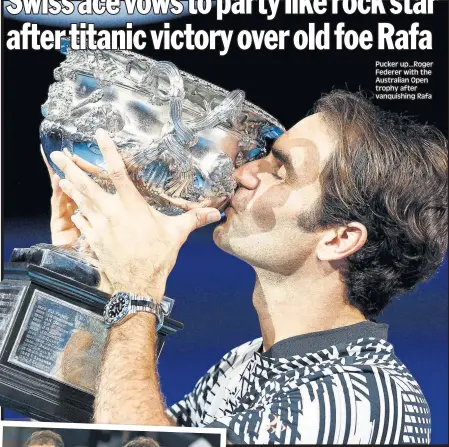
[0,42,284,422]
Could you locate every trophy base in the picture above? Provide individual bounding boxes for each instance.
[0,245,183,422]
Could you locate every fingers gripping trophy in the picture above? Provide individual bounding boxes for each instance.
[0,40,284,421]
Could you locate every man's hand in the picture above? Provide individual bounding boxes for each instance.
[49,129,221,301]
[42,146,80,246]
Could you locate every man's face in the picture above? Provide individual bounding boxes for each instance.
[213,113,336,273]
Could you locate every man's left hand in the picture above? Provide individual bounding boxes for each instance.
[50,129,221,301]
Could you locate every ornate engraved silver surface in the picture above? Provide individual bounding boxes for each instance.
[40,41,285,215]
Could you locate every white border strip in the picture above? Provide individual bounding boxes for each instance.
[0,421,227,447]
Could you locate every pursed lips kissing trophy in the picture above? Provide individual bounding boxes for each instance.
[0,39,284,422]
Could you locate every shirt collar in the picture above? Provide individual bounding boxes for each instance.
[261,321,389,359]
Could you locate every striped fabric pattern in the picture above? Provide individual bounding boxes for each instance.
[168,337,431,444]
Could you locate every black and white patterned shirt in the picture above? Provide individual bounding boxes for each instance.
[168,322,431,444]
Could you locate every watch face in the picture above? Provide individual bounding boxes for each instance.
[104,293,130,326]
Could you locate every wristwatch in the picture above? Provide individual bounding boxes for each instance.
[104,292,164,330]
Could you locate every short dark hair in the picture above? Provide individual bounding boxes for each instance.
[25,431,64,447]
[308,90,447,318]
[123,437,161,447]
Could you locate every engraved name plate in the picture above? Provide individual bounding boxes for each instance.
[9,290,107,394]
[0,280,29,353]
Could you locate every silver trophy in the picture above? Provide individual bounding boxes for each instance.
[0,42,284,422]
[41,41,284,216]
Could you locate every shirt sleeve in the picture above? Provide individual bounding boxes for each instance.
[204,370,431,445]
[166,387,201,427]
[166,360,224,427]
[167,339,263,428]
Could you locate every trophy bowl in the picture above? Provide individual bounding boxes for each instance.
[40,41,285,217]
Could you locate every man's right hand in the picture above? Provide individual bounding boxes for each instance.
[42,146,80,247]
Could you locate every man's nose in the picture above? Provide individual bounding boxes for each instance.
[234,160,263,190]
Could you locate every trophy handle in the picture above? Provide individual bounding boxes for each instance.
[190,89,246,133]
[146,61,195,147]
[138,61,245,198]
[140,60,246,147]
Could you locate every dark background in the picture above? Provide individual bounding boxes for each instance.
[2,4,448,444]
[2,426,222,447]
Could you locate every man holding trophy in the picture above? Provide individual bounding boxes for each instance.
[1,43,447,444]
